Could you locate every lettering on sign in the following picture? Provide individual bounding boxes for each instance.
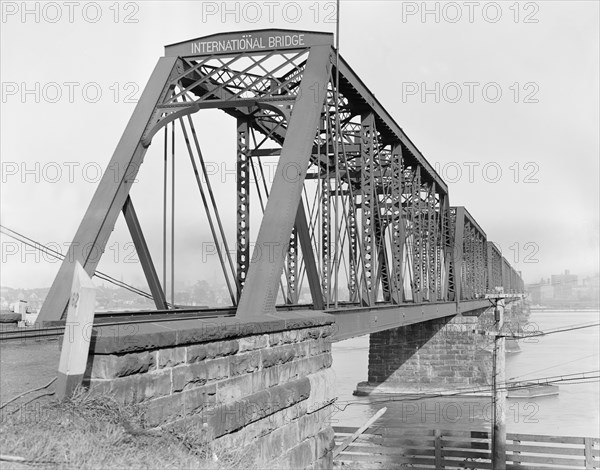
[191,33,306,54]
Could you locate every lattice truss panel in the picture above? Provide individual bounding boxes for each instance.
[135,49,456,309]
[297,75,452,308]
[460,218,487,300]
[487,242,503,292]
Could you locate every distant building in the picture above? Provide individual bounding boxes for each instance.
[527,270,599,308]
[551,270,578,302]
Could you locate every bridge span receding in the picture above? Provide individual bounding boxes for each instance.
[34,28,526,470]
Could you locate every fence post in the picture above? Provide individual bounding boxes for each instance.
[584,437,593,469]
[435,429,444,469]
[513,438,521,467]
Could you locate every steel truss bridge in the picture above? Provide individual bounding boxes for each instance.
[38,29,524,340]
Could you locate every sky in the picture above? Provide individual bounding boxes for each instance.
[1,0,599,292]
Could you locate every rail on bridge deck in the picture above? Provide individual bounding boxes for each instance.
[37,29,524,332]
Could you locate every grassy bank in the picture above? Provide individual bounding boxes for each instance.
[0,388,256,470]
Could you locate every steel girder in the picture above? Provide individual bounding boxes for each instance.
[330,299,492,342]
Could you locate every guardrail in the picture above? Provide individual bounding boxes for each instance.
[333,426,599,469]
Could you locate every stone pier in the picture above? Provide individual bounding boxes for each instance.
[356,300,525,396]
[83,312,336,469]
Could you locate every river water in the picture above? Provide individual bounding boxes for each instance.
[330,309,600,437]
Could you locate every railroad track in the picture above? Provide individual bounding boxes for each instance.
[0,326,66,342]
[0,309,237,343]
[0,302,340,343]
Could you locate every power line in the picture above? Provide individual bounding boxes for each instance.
[499,322,599,339]
[508,353,599,381]
[333,370,600,411]
[0,224,157,302]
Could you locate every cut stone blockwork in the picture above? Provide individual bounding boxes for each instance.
[84,311,337,469]
[356,301,525,396]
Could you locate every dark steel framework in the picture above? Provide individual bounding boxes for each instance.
[38,29,524,323]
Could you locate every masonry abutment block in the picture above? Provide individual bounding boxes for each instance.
[83,311,336,469]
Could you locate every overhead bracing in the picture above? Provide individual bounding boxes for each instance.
[38,29,524,323]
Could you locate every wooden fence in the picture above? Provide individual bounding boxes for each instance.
[333,426,600,469]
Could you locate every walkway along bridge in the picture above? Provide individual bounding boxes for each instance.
[35,29,528,469]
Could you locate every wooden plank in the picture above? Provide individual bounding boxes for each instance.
[506,453,585,466]
[340,441,434,451]
[441,436,492,443]
[366,427,435,438]
[334,433,383,445]
[507,434,585,445]
[442,449,491,459]
[336,453,436,466]
[332,462,388,470]
[338,444,436,456]
[442,442,491,453]
[381,437,435,447]
[439,429,490,438]
[507,465,578,470]
[383,428,436,436]
[506,444,585,456]
[333,407,387,458]
[333,426,384,435]
[442,458,493,469]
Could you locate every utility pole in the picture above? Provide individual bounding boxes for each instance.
[492,298,506,470]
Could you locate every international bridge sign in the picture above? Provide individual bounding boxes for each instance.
[165,29,333,57]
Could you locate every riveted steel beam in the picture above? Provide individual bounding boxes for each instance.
[236,44,333,317]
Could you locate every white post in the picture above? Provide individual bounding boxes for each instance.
[56,262,96,400]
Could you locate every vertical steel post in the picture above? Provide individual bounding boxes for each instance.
[322,174,331,305]
[237,118,250,300]
[286,226,298,303]
[441,195,452,300]
[236,44,332,317]
[360,112,376,306]
[487,243,494,293]
[453,207,465,303]
[390,143,404,304]
[348,194,359,303]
